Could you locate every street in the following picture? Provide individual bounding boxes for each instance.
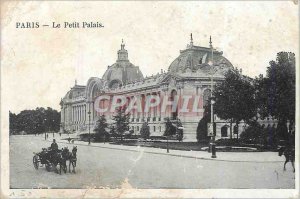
[10,135,295,189]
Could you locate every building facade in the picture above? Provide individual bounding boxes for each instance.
[60,35,247,141]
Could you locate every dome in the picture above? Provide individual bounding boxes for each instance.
[168,35,233,74]
[102,41,144,89]
[62,82,86,101]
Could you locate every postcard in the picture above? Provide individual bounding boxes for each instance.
[1,1,299,198]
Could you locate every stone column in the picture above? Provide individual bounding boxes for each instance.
[70,106,74,127]
[76,105,78,124]
[149,92,153,121]
[79,105,81,124]
[66,105,69,130]
[65,105,67,129]
[162,90,169,119]
[60,105,63,124]
[158,91,162,120]
[92,101,95,123]
[74,105,76,124]
[85,103,88,126]
[146,93,150,120]
[83,104,85,123]
[81,105,83,123]
[136,94,140,121]
[64,107,66,126]
[81,104,83,124]
[132,96,136,119]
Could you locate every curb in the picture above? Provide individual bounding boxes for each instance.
[45,139,284,164]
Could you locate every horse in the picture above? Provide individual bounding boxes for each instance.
[64,146,77,173]
[51,149,68,174]
[278,146,295,172]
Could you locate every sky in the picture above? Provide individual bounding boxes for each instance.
[1,1,299,113]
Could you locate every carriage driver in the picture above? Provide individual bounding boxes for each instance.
[48,139,59,160]
[50,139,58,151]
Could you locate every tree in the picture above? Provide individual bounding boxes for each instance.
[9,111,18,135]
[44,107,61,133]
[109,125,117,137]
[94,115,109,142]
[111,107,130,141]
[240,121,263,143]
[240,121,277,148]
[256,52,295,141]
[140,122,150,139]
[214,69,256,139]
[196,105,211,142]
[9,107,60,135]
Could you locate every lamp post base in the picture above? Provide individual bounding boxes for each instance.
[210,141,217,158]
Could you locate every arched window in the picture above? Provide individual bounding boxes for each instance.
[109,79,122,89]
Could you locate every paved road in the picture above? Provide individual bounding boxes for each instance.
[10,135,295,189]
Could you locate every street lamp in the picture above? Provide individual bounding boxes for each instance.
[52,119,55,138]
[88,111,91,145]
[165,118,171,153]
[208,36,217,158]
[44,118,47,140]
[166,135,169,153]
[210,98,217,158]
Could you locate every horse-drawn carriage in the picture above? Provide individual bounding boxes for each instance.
[33,146,77,174]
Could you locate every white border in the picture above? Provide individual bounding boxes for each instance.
[1,1,299,198]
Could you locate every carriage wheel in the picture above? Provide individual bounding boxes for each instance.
[33,155,39,170]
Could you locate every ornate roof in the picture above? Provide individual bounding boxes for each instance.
[102,40,144,88]
[168,35,233,75]
[62,81,86,102]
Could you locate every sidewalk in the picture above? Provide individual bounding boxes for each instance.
[48,134,284,163]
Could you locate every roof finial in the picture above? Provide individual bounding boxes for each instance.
[190,33,193,46]
[75,79,77,86]
[209,35,213,48]
[121,39,125,50]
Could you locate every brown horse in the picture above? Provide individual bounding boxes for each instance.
[278,146,295,172]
